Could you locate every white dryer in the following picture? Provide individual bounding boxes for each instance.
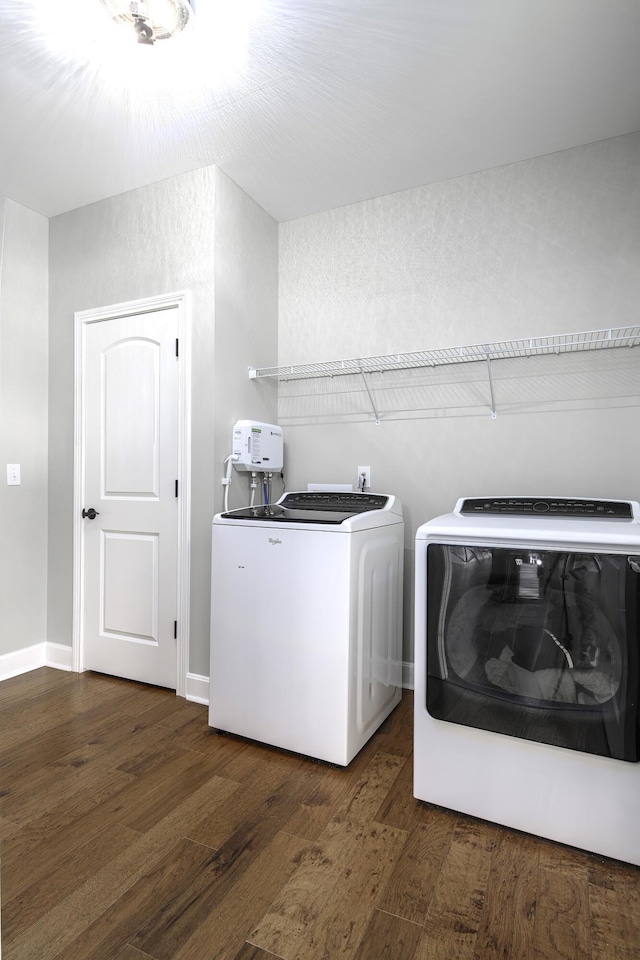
[414,496,640,865]
[209,491,404,765]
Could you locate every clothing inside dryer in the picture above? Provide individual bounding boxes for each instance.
[445,548,622,705]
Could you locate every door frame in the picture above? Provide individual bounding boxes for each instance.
[72,291,192,697]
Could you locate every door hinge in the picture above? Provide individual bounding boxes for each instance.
[175,479,179,498]
[175,338,179,357]
[174,620,177,639]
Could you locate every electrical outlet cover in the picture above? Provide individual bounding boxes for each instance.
[357,466,371,489]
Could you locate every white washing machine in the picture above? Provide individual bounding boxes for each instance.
[414,496,640,865]
[209,491,404,765]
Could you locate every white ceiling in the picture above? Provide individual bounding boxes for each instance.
[1,0,639,222]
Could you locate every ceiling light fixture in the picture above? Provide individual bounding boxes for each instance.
[99,0,194,46]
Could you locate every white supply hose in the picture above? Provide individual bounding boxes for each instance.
[222,455,238,513]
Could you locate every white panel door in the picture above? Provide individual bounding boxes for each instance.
[81,308,179,688]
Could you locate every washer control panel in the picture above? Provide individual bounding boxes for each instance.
[281,492,389,513]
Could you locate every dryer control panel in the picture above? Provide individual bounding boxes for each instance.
[458,497,633,519]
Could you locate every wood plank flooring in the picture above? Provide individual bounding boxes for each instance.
[2,668,639,960]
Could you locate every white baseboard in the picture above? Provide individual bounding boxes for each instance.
[402,660,414,690]
[0,643,45,681]
[185,672,210,705]
[0,641,73,682]
[2,649,415,699]
[45,643,74,672]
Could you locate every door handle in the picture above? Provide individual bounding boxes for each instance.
[628,556,640,574]
[82,508,100,520]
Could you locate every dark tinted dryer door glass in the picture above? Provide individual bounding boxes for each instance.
[426,544,640,761]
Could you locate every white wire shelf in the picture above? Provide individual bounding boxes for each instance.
[250,327,640,381]
[249,326,640,422]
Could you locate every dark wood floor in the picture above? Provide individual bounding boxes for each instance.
[1,669,639,960]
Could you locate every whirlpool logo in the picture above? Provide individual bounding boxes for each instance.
[268,537,282,546]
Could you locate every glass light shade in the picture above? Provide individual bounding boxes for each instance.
[100,0,192,41]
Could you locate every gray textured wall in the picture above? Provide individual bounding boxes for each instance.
[0,198,49,657]
[5,132,640,678]
[48,166,278,677]
[278,134,640,664]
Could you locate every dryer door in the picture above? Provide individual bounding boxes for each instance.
[425,544,640,762]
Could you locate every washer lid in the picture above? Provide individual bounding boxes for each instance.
[220,491,391,524]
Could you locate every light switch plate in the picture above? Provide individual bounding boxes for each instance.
[7,464,21,485]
